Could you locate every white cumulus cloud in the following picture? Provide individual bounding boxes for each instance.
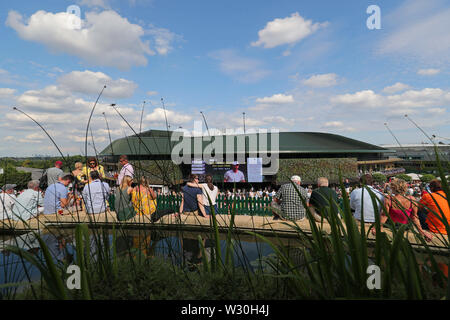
[6,10,154,70]
[417,68,441,76]
[382,82,411,94]
[0,88,17,98]
[145,108,192,125]
[58,70,137,99]
[251,12,328,49]
[303,73,338,88]
[255,93,294,104]
[331,88,450,109]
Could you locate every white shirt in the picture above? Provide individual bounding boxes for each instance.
[200,184,218,206]
[118,163,134,185]
[224,170,245,182]
[11,189,44,221]
[0,192,16,220]
[350,186,385,223]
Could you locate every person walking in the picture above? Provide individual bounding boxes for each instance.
[45,160,63,187]
[116,155,134,186]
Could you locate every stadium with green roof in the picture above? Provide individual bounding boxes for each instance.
[100,130,397,186]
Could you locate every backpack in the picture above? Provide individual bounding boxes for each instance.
[39,170,48,190]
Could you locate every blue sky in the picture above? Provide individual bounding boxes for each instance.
[0,0,449,156]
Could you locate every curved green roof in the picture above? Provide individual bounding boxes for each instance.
[100,130,393,156]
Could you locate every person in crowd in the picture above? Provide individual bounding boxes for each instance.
[11,180,44,221]
[0,184,17,220]
[186,174,219,216]
[82,157,105,180]
[82,170,110,214]
[224,161,245,183]
[407,184,415,197]
[132,176,157,216]
[374,178,433,241]
[72,162,87,208]
[72,162,87,188]
[272,175,308,221]
[46,160,63,186]
[309,177,340,221]
[420,179,450,235]
[178,174,207,217]
[114,175,136,221]
[344,178,351,194]
[306,186,313,200]
[350,174,384,225]
[43,173,73,214]
[116,155,134,186]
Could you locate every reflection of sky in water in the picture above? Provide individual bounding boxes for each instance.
[1,232,75,296]
[152,235,274,270]
[1,230,275,295]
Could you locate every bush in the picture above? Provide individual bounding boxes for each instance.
[0,166,31,190]
[420,174,436,183]
[372,173,386,184]
[394,173,412,182]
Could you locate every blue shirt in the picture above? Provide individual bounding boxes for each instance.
[12,189,44,221]
[350,186,385,223]
[44,182,68,214]
[82,179,110,214]
[182,185,202,212]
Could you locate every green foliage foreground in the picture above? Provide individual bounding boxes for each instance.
[3,147,450,300]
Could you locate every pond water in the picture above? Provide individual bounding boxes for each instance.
[1,228,298,297]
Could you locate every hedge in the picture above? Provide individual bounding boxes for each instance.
[276,158,359,185]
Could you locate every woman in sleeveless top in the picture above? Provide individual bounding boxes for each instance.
[374,178,433,241]
[114,175,136,221]
[72,161,86,209]
[132,177,157,216]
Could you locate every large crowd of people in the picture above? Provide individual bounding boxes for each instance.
[1,157,449,243]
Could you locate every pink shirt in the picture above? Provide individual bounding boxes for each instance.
[388,198,413,224]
